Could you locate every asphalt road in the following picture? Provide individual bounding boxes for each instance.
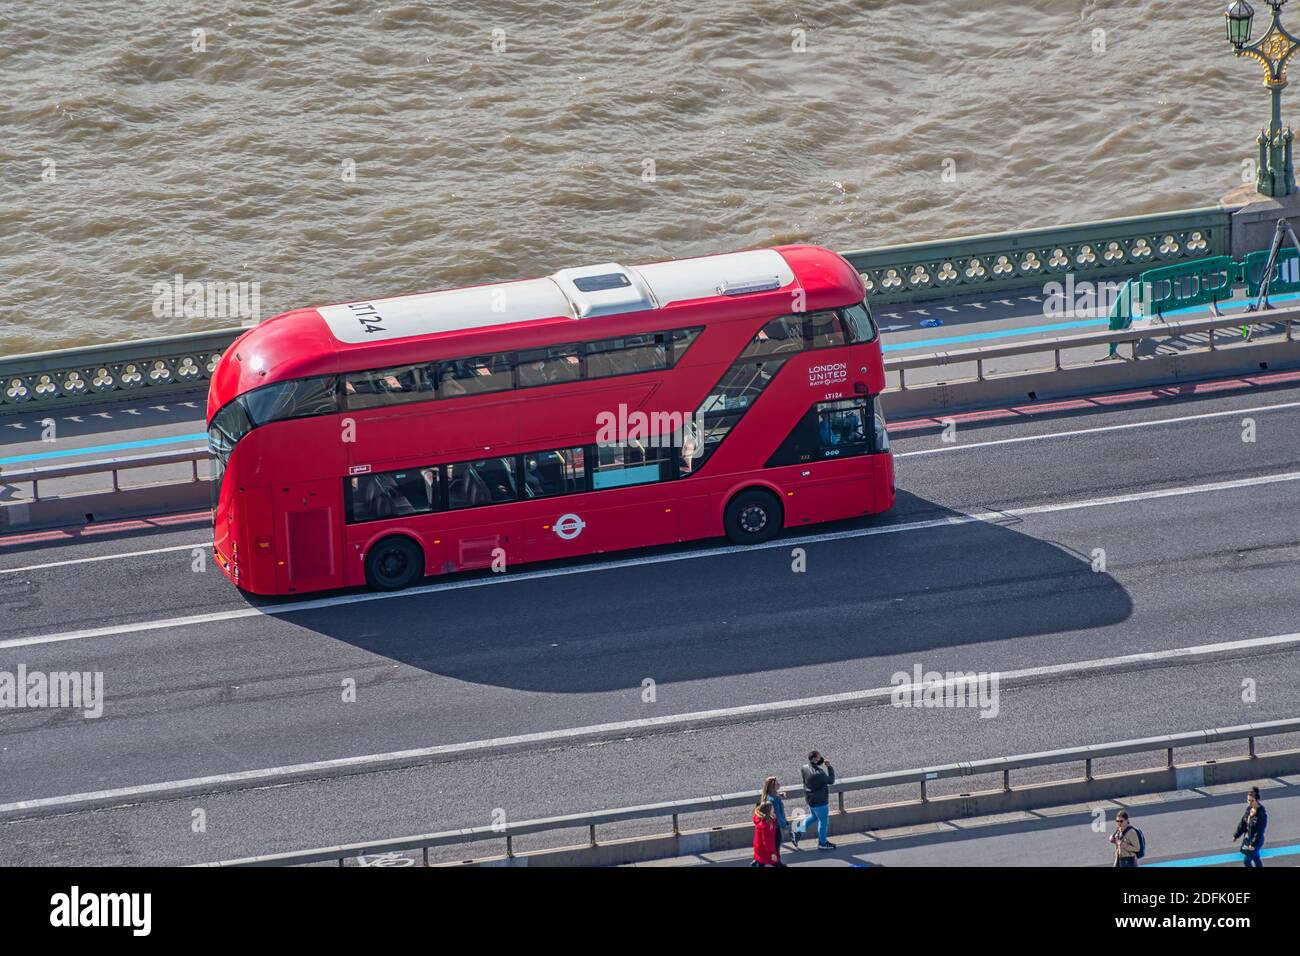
[2,376,1300,865]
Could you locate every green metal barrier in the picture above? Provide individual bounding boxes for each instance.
[1138,256,1237,317]
[1107,278,1138,332]
[1243,246,1300,296]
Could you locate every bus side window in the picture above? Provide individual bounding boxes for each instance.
[344,363,433,409]
[345,468,439,523]
[585,334,667,378]
[445,458,518,507]
[522,448,586,497]
[592,444,672,489]
[437,355,513,396]
[517,346,582,387]
[700,359,785,414]
[806,311,847,349]
[680,411,743,474]
[669,327,703,364]
[741,316,804,358]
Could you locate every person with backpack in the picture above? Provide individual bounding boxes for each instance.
[1233,787,1268,868]
[791,750,836,850]
[759,776,791,861]
[1109,810,1143,867]
[752,800,783,867]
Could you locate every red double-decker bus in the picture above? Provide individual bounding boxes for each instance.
[206,245,894,595]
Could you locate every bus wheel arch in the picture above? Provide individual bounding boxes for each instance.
[364,534,426,591]
[723,487,784,545]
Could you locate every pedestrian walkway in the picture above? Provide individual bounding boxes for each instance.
[637,777,1300,868]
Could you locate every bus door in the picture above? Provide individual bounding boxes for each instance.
[789,398,875,524]
[762,397,875,525]
[582,444,680,554]
[274,479,344,593]
[439,457,521,572]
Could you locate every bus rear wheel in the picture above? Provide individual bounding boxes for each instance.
[724,489,783,545]
[365,536,425,591]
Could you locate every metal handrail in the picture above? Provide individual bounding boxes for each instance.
[885,302,1300,388]
[199,717,1300,867]
[0,447,208,500]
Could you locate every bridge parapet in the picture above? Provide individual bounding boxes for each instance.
[0,329,237,416]
[843,205,1231,306]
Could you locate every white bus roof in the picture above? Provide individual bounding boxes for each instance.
[316,249,796,344]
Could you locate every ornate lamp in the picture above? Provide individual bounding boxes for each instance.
[1227,0,1299,196]
[1227,1,1256,49]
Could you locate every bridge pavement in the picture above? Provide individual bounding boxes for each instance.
[652,779,1300,868]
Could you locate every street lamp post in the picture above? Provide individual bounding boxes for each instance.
[1227,0,1300,196]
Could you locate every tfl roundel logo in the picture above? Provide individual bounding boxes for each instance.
[554,513,586,540]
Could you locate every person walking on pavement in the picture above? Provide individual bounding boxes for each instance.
[1109,811,1142,867]
[1233,787,1268,868]
[752,800,783,867]
[760,776,790,861]
[791,750,837,850]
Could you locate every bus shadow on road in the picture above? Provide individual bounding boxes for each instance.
[277,489,1134,693]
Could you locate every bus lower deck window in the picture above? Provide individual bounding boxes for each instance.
[446,458,518,508]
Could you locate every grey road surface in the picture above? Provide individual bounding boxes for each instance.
[1,378,1299,865]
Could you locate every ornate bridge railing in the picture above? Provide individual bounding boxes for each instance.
[0,329,242,414]
[842,206,1230,306]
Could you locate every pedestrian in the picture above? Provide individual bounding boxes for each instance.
[1233,786,1268,868]
[791,750,837,850]
[1109,810,1143,867]
[752,800,782,867]
[760,776,790,860]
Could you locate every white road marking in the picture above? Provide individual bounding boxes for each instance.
[0,543,204,575]
[3,468,1300,652]
[896,398,1300,457]
[3,630,1299,817]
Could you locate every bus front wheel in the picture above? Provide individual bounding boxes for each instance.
[365,536,425,591]
[724,489,783,545]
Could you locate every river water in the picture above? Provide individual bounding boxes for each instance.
[0,0,1268,354]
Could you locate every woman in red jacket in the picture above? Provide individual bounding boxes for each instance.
[752,801,783,867]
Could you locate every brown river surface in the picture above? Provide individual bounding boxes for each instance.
[0,1,1269,354]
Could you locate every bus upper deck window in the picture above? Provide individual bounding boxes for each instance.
[517,345,582,387]
[241,376,339,425]
[840,302,878,344]
[742,316,803,358]
[585,334,667,378]
[437,355,513,396]
[806,311,846,349]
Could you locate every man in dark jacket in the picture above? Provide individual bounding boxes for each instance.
[1233,787,1268,867]
[791,750,836,850]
